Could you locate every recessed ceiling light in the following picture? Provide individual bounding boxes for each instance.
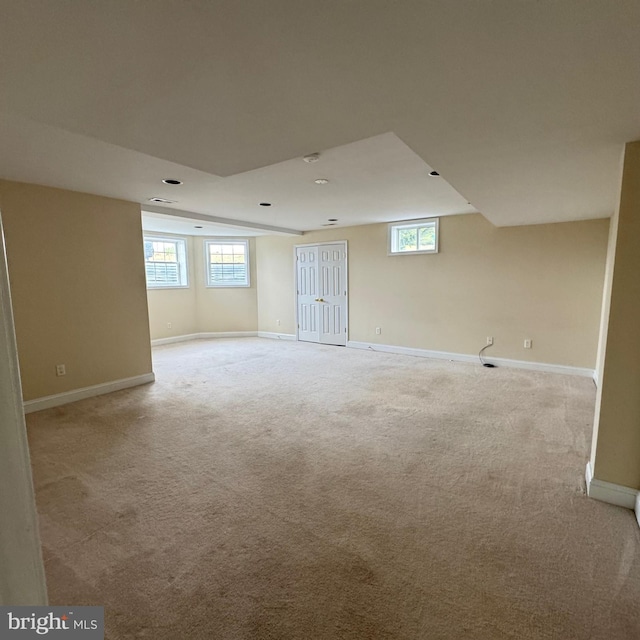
[303,153,320,163]
[328,218,338,222]
[315,178,330,185]
[429,171,440,177]
[322,223,336,227]
[259,202,272,207]
[148,197,176,204]
[194,226,203,229]
[162,178,183,185]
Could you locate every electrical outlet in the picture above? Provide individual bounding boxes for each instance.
[167,322,172,329]
[486,336,494,346]
[55,364,66,377]
[375,327,382,335]
[276,319,281,326]
[524,339,532,349]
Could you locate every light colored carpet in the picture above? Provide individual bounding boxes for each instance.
[26,338,640,639]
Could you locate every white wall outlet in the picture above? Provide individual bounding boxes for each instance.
[276,319,281,326]
[167,322,172,329]
[524,339,532,349]
[486,336,494,346]
[55,364,66,377]
[375,327,382,335]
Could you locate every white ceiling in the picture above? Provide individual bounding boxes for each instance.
[1,0,639,231]
[0,114,473,234]
[142,211,283,237]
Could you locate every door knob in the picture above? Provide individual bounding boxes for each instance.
[315,298,325,302]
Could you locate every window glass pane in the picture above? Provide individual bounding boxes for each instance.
[164,245,176,260]
[210,246,223,263]
[397,227,418,252]
[148,241,178,263]
[418,225,435,250]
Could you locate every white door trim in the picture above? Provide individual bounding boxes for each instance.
[294,240,348,345]
[294,240,350,248]
[0,212,48,604]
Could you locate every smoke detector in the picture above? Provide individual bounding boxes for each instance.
[303,153,321,163]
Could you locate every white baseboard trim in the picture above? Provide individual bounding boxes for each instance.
[257,331,297,341]
[151,333,202,346]
[585,461,638,510]
[199,331,257,339]
[151,331,257,346]
[23,372,156,414]
[346,341,595,378]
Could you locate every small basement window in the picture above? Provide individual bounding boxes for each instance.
[389,218,439,255]
[205,240,250,287]
[144,236,189,288]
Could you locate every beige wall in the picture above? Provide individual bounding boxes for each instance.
[193,238,258,333]
[256,214,609,368]
[146,235,198,340]
[0,180,152,401]
[146,236,258,339]
[256,235,296,334]
[147,287,198,339]
[591,141,640,489]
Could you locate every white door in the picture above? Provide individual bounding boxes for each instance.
[296,242,347,346]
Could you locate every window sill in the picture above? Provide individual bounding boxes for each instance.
[146,285,190,290]
[388,249,438,256]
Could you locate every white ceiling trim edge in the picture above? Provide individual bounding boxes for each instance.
[142,205,302,236]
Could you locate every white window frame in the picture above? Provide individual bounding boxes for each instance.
[204,239,250,288]
[144,235,189,289]
[388,217,439,255]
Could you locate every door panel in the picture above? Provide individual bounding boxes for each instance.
[296,246,321,343]
[297,243,347,346]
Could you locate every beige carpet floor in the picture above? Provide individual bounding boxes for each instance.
[26,338,640,639]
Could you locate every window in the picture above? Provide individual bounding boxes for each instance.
[205,240,250,287]
[388,218,439,255]
[144,236,188,288]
